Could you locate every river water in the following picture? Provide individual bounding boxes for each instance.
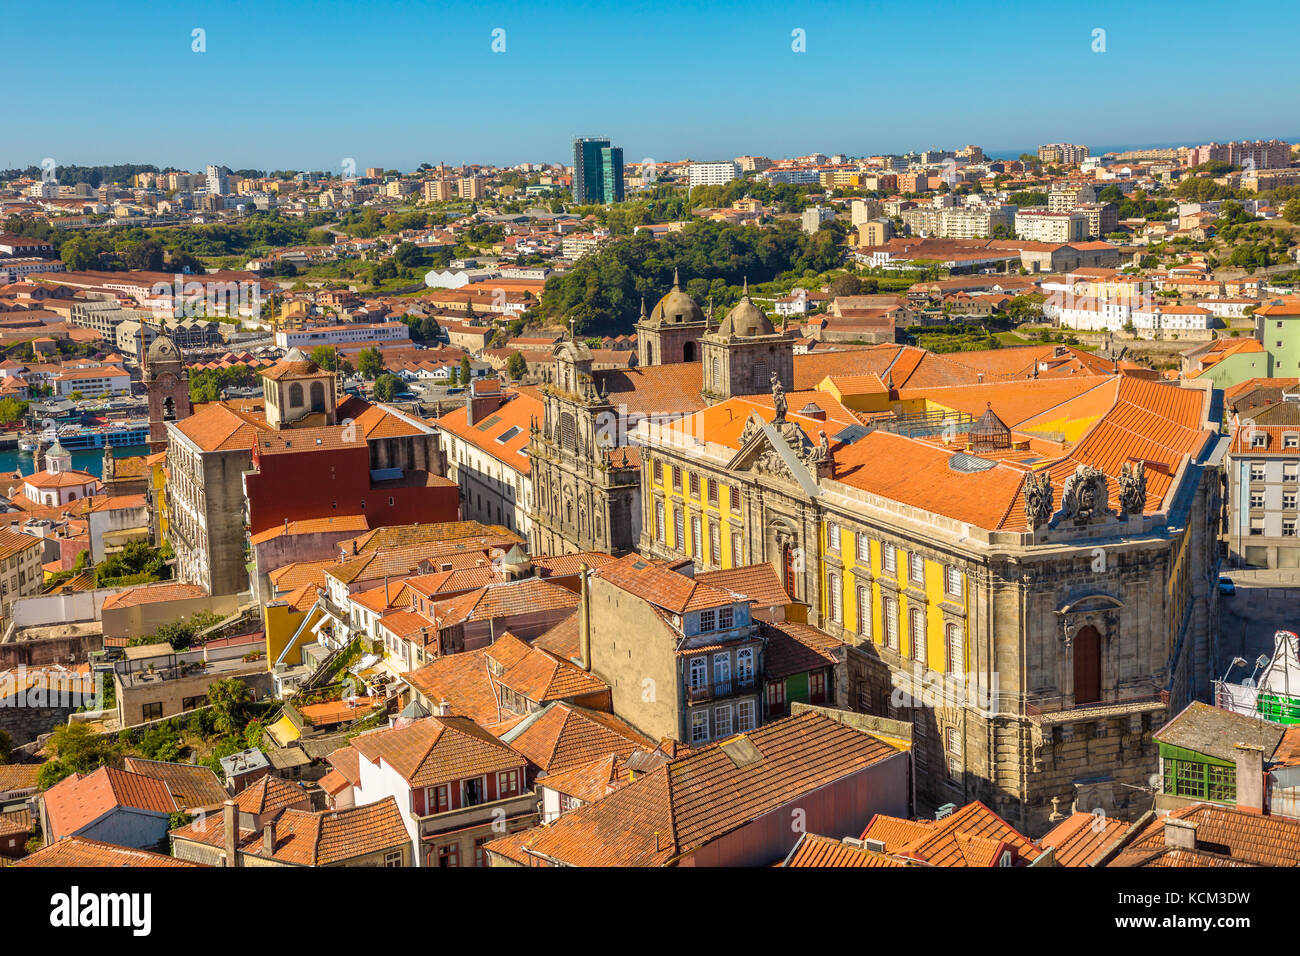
[0,445,151,479]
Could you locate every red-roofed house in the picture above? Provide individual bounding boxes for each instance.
[38,766,177,849]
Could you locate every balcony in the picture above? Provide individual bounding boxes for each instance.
[687,677,754,703]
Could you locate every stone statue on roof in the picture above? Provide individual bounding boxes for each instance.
[771,371,787,424]
[1059,464,1110,525]
[1024,471,1054,529]
[1118,460,1147,517]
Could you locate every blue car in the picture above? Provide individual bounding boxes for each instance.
[1218,576,1236,596]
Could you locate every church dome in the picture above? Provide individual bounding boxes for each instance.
[717,283,775,338]
[648,269,705,326]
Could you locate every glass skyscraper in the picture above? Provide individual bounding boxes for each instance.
[572,137,624,204]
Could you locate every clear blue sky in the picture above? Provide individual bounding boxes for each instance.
[6,0,1298,173]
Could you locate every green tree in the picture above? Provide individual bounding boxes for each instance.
[0,397,29,425]
[310,345,339,371]
[208,678,252,736]
[37,722,115,788]
[357,347,385,380]
[0,728,11,763]
[373,373,402,402]
[60,235,100,271]
[506,351,527,380]
[1283,198,1300,225]
[460,356,472,384]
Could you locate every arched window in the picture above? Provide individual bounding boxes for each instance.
[288,383,304,407]
[309,381,326,412]
[162,396,175,421]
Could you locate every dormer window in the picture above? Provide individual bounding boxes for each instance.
[1252,432,1268,448]
[699,609,716,632]
[719,606,734,629]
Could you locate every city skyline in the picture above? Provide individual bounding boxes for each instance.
[6,0,1299,172]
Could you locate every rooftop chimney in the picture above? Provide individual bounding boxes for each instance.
[222,799,240,867]
[1234,742,1266,814]
[578,561,592,672]
[262,818,276,855]
[1163,816,1197,851]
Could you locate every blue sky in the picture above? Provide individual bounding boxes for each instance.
[6,0,1298,173]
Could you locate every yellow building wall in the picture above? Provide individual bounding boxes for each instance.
[651,458,746,570]
[824,522,967,675]
[264,603,321,670]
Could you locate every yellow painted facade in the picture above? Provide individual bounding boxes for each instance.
[820,522,968,676]
[648,456,967,674]
[264,602,322,671]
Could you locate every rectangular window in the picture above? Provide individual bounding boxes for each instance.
[883,544,897,574]
[655,500,665,543]
[736,699,756,731]
[672,466,682,491]
[385,850,404,867]
[909,552,925,586]
[142,702,163,721]
[709,521,721,567]
[857,586,872,638]
[827,571,842,624]
[497,770,519,797]
[945,566,962,599]
[719,606,734,629]
[885,598,899,651]
[809,670,826,703]
[1250,492,1265,509]
[436,843,459,868]
[826,522,840,552]
[674,508,685,551]
[1285,463,1299,483]
[1285,519,1298,537]
[1250,517,1265,536]
[910,608,926,663]
[474,837,491,868]
[946,726,963,777]
[689,473,700,498]
[691,709,710,744]
[708,479,719,505]
[714,704,733,738]
[731,531,743,564]
[946,623,964,673]
[856,533,871,563]
[730,486,742,514]
[767,680,786,716]
[1251,462,1266,481]
[691,516,702,557]
[699,609,716,632]
[654,460,662,485]
[1285,493,1298,510]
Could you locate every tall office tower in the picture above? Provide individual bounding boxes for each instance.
[572,137,624,204]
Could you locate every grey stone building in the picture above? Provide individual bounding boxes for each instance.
[1224,398,1300,568]
[527,341,641,556]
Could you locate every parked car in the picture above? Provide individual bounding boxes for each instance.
[1218,575,1236,596]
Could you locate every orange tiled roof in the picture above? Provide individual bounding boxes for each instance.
[782,832,913,867]
[486,711,902,867]
[120,758,226,811]
[501,702,652,775]
[1038,811,1129,866]
[101,582,208,610]
[695,563,794,609]
[596,553,739,614]
[1107,804,1300,867]
[861,801,1040,866]
[42,766,177,841]
[15,836,204,868]
[349,715,525,789]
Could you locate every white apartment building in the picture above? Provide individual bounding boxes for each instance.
[902,204,1015,240]
[1015,209,1087,243]
[801,205,835,234]
[1130,304,1212,332]
[688,162,741,189]
[1197,297,1256,319]
[274,322,412,349]
[850,198,884,226]
[1052,296,1131,331]
[1047,183,1097,212]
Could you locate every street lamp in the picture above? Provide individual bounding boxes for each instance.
[1218,656,1248,684]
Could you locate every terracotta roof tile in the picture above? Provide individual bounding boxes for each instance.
[15,836,204,868]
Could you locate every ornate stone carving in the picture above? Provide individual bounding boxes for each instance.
[740,414,762,446]
[754,447,794,480]
[1118,460,1147,517]
[1058,464,1110,524]
[1024,471,1054,529]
